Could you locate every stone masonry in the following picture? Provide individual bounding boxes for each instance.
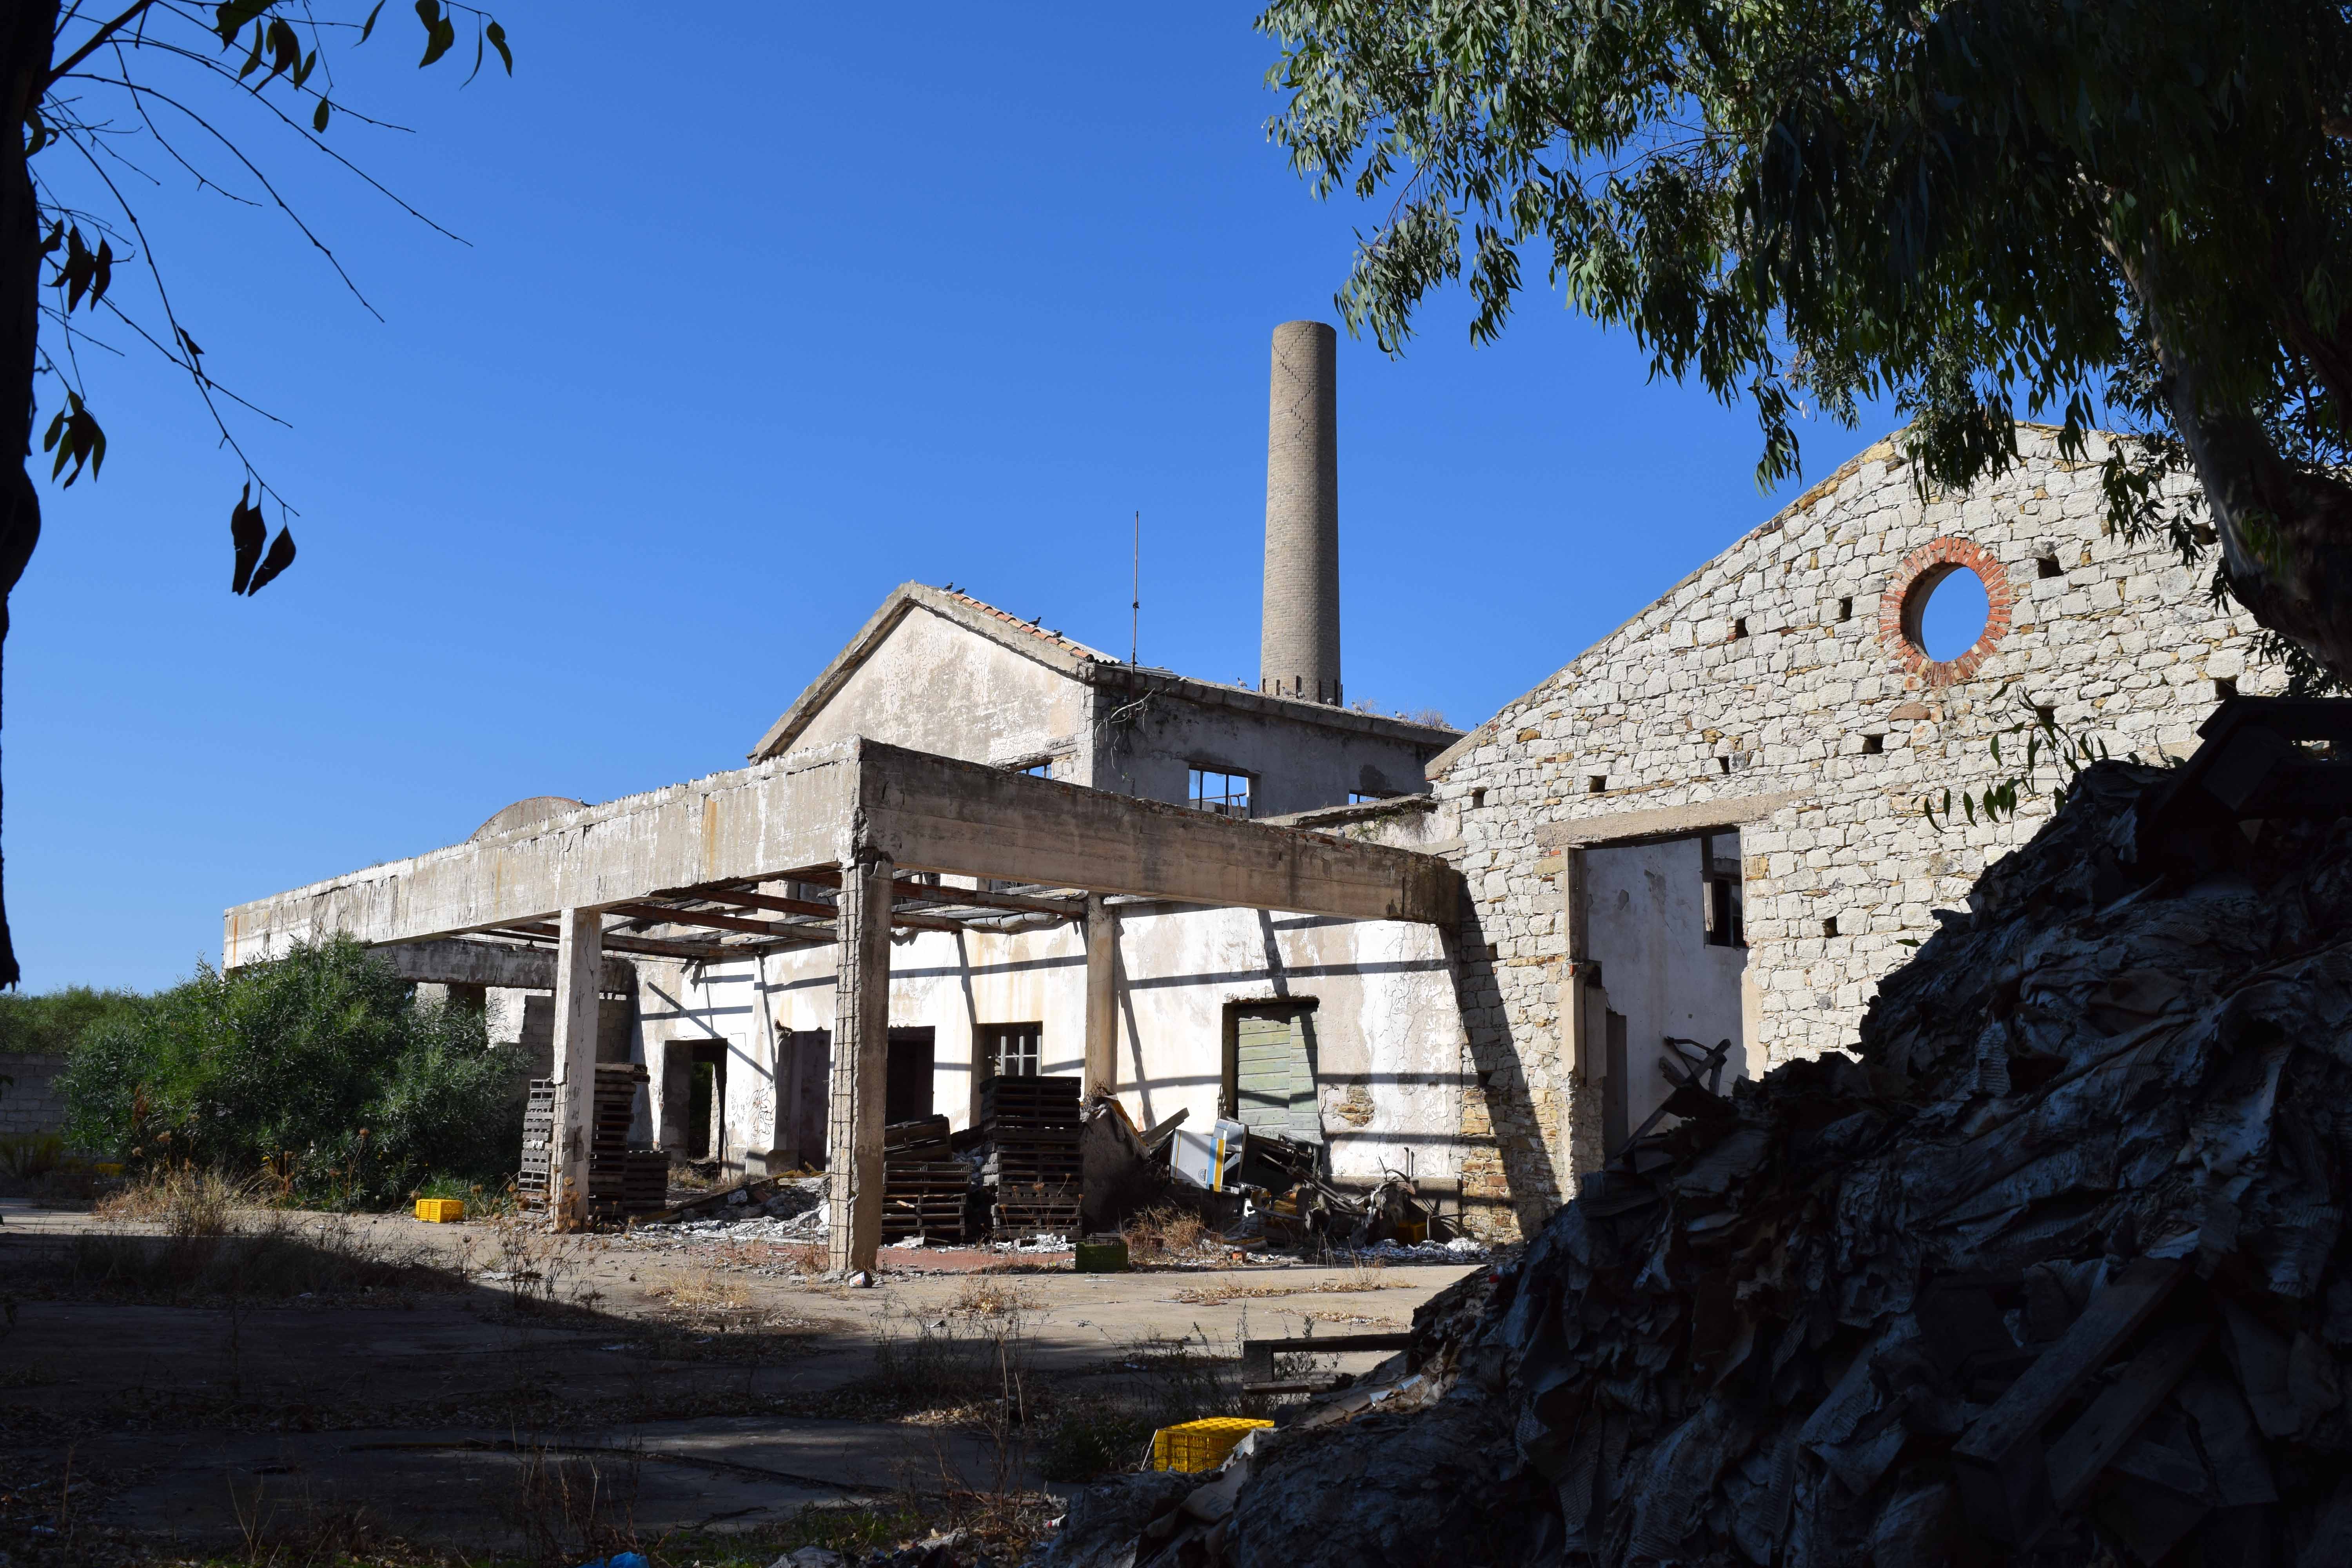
[1428,425,2271,1239]
[0,1052,70,1138]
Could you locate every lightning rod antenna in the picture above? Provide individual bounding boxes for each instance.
[1131,509,1140,666]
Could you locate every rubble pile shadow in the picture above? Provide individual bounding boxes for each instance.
[1060,760,2352,1567]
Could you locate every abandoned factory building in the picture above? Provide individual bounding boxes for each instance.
[225,323,2267,1251]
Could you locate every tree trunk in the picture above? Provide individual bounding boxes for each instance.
[2118,241,2352,681]
[0,0,53,989]
[2159,368,2352,679]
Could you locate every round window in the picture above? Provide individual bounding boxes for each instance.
[1912,566,1991,662]
[1878,536,2013,685]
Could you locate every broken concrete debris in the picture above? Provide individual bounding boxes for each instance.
[1053,744,2352,1565]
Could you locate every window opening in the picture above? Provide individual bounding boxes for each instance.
[1915,568,1991,661]
[1588,776,1607,795]
[1469,788,1486,809]
[1823,916,1840,938]
[2037,555,2063,579]
[1862,733,1884,755]
[1020,760,1054,779]
[1189,767,1251,818]
[1837,596,1853,621]
[1700,833,1744,949]
[2216,677,2239,701]
[978,1022,1042,1082]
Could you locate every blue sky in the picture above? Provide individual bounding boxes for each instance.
[16,4,1924,991]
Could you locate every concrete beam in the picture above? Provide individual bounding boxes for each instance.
[222,739,1459,963]
[827,855,891,1276]
[377,936,634,994]
[859,744,1457,922]
[1533,789,1811,851]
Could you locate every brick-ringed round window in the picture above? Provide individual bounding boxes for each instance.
[1878,536,2013,686]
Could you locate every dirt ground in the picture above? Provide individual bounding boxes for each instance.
[0,1196,1483,1564]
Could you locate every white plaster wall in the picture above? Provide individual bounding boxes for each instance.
[1583,838,1748,1136]
[1094,691,1450,816]
[633,902,1465,1186]
[788,606,1095,779]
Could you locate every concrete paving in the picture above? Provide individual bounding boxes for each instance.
[0,1198,1483,1550]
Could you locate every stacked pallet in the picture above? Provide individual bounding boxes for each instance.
[584,1063,646,1216]
[517,1065,666,1218]
[883,1114,969,1242]
[622,1148,669,1214]
[982,1074,1081,1235]
[519,1080,556,1210]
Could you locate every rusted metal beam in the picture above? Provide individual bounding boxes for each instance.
[609,902,832,942]
[658,885,970,935]
[495,922,735,962]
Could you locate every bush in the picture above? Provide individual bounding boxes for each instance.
[0,984,147,1056]
[58,938,527,1208]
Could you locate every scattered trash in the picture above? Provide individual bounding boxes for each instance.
[572,1553,648,1568]
[764,1548,844,1568]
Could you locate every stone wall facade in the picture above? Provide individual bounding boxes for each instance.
[0,1052,70,1139]
[1428,426,2271,1239]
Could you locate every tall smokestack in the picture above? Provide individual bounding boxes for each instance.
[1261,320,1341,706]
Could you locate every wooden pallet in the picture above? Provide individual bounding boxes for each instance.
[882,1157,970,1242]
[519,1073,662,1216]
[994,1178,1079,1235]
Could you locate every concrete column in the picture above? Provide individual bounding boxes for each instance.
[1260,320,1341,705]
[826,855,893,1275]
[548,907,604,1229]
[1083,893,1118,1098]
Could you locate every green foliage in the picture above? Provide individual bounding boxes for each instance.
[58,938,526,1209]
[1257,0,2352,671]
[1918,686,2142,833]
[0,982,147,1056]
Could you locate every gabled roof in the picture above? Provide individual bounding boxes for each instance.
[748,583,1114,761]
[749,582,1461,761]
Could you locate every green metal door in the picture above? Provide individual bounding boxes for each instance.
[1232,1006,1321,1143]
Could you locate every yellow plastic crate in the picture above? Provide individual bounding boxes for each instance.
[1151,1417,1273,1473]
[414,1198,466,1223]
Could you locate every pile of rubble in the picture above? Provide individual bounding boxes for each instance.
[1049,726,2352,1566]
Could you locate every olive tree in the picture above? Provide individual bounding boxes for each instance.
[1259,0,2352,684]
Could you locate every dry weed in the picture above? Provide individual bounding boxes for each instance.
[1120,1205,1211,1266]
[652,1264,751,1312]
[93,1164,250,1233]
[1170,1277,1400,1305]
[947,1277,1036,1318]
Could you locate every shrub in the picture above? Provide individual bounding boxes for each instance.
[0,984,147,1056]
[58,938,527,1208]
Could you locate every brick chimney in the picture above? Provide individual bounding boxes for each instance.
[1260,321,1341,705]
